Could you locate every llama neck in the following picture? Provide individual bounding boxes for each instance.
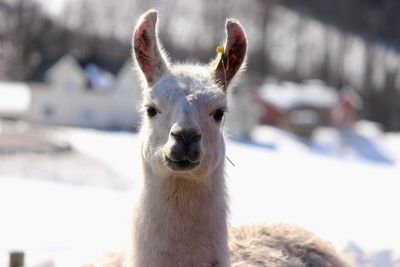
[131,161,230,267]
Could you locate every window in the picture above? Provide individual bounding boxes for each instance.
[42,105,55,118]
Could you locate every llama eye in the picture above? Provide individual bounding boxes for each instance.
[212,109,225,122]
[146,106,158,118]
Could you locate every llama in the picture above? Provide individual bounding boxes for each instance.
[84,10,351,267]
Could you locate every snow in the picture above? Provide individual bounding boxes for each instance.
[0,82,31,116]
[1,125,400,266]
[259,80,339,111]
[0,177,133,267]
[229,126,400,253]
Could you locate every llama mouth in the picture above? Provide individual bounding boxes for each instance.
[164,156,200,171]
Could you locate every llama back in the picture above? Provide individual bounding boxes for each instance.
[230,224,352,267]
[82,224,352,267]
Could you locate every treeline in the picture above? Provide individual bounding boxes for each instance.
[0,0,399,130]
[282,0,400,44]
[279,0,400,131]
[0,0,130,80]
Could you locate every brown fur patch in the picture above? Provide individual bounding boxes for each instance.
[229,224,353,267]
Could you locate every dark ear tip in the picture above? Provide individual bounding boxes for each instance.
[226,18,244,32]
[140,9,158,25]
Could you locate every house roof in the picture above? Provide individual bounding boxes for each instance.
[79,57,125,76]
[45,55,84,81]
[258,80,339,111]
[27,55,127,83]
[84,63,115,91]
[27,55,131,91]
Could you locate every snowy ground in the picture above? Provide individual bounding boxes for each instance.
[1,122,399,267]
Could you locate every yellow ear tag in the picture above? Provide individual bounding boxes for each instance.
[216,45,225,54]
[215,45,229,72]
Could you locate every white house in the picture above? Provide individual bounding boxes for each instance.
[27,55,140,130]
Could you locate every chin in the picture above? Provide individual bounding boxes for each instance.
[164,155,200,172]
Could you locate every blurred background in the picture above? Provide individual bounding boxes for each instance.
[0,0,399,266]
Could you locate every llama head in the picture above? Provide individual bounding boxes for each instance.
[133,10,247,180]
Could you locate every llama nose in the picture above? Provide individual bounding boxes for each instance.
[171,129,201,145]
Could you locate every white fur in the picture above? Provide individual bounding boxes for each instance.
[128,62,231,267]
[128,10,243,267]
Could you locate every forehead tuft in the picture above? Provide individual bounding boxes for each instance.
[148,64,226,105]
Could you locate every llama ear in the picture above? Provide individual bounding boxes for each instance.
[212,19,247,91]
[132,10,168,87]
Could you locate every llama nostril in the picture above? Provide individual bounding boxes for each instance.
[186,148,201,163]
[171,129,201,144]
